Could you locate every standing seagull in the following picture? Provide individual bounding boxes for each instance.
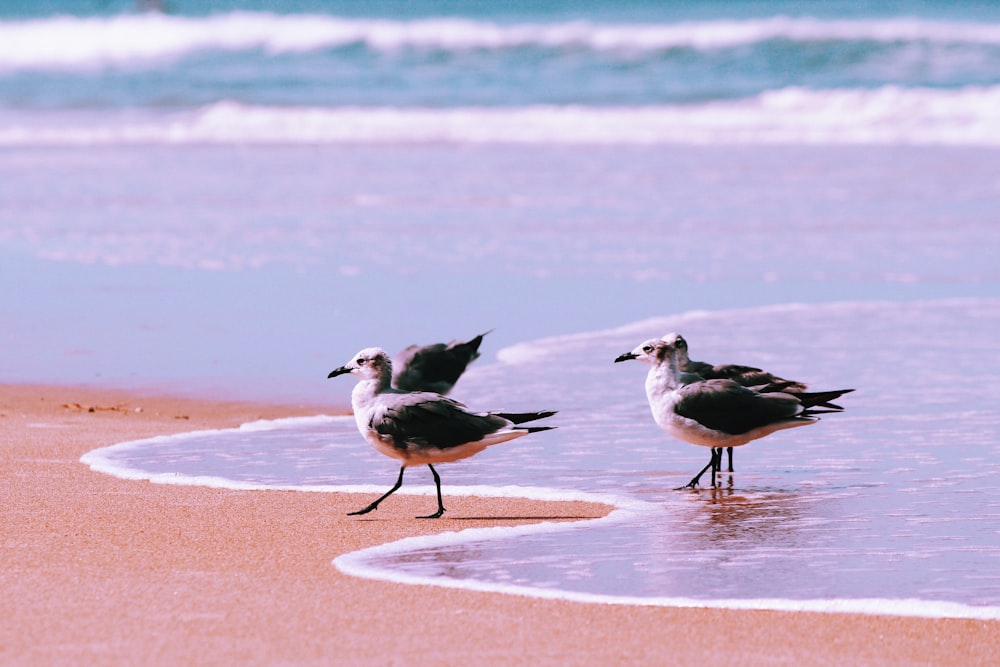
[662,332,853,472]
[615,337,851,489]
[392,331,490,395]
[329,347,555,518]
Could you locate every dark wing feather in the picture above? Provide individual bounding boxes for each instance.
[372,396,506,449]
[754,384,854,409]
[681,359,721,377]
[393,333,486,394]
[392,343,446,392]
[730,370,807,392]
[685,358,763,378]
[686,357,809,392]
[674,380,806,435]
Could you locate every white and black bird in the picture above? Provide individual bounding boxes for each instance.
[329,346,555,518]
[392,331,489,395]
[663,332,853,472]
[615,337,851,489]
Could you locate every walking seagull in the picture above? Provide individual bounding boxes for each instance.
[392,331,489,395]
[663,332,853,472]
[615,337,851,489]
[329,346,555,518]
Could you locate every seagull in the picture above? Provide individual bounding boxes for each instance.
[392,331,490,395]
[662,332,853,473]
[615,337,851,489]
[329,346,555,518]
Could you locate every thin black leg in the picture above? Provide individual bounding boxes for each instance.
[711,447,721,488]
[417,464,446,519]
[348,466,405,516]
[677,451,717,490]
[707,448,715,488]
[726,446,734,473]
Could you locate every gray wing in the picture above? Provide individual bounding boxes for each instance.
[688,358,808,392]
[372,394,507,449]
[392,333,486,394]
[674,380,806,435]
[731,369,808,392]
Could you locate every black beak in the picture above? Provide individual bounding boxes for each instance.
[327,366,351,378]
[614,352,638,363]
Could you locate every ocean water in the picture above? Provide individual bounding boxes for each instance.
[4,1,1000,617]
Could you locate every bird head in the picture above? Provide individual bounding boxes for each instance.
[328,347,392,381]
[614,338,678,366]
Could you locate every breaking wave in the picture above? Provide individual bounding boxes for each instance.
[2,85,1000,146]
[2,13,1000,69]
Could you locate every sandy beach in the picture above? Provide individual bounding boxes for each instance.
[0,383,996,666]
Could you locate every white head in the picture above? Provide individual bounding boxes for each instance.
[328,347,393,383]
[614,337,679,368]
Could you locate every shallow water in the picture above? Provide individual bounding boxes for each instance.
[84,299,1000,615]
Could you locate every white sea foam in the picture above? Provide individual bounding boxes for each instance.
[2,13,1000,70]
[233,414,346,432]
[496,300,889,366]
[3,85,1000,146]
[79,414,353,486]
[335,529,1000,620]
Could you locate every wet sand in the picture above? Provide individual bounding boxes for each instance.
[1,383,996,666]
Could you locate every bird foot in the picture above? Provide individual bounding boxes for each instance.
[347,504,378,516]
[416,508,445,519]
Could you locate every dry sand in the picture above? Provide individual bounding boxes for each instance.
[1,383,997,666]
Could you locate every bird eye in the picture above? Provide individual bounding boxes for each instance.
[356,358,366,365]
[642,345,653,353]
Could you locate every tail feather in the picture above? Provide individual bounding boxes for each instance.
[756,384,853,410]
[794,388,854,410]
[494,410,557,425]
[802,407,844,418]
[521,425,556,434]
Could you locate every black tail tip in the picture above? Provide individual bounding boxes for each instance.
[495,410,557,424]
